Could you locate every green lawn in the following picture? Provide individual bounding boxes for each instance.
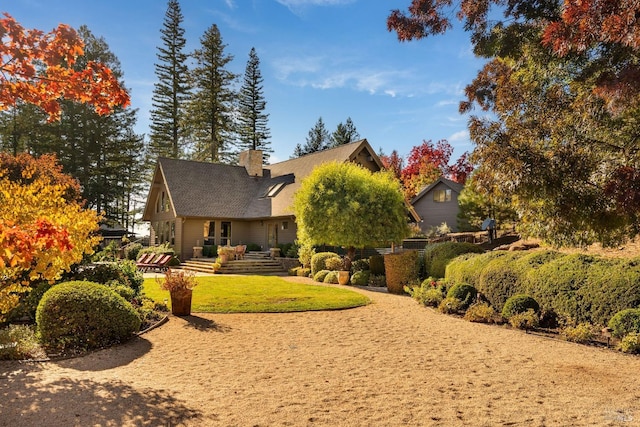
[143,275,370,313]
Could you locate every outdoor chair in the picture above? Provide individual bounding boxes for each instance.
[235,245,246,260]
[135,253,155,269]
[137,253,172,272]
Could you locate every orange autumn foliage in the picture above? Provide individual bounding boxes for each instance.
[0,12,130,121]
[0,153,101,319]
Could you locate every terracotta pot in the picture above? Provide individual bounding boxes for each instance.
[338,270,350,286]
[170,289,193,316]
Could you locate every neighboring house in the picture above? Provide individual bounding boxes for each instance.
[411,177,464,232]
[142,139,389,259]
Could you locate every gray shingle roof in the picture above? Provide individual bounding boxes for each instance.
[149,139,376,220]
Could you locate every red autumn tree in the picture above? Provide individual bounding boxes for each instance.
[400,139,472,198]
[380,149,404,181]
[0,12,130,121]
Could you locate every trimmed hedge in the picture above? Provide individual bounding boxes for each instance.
[384,250,420,294]
[502,294,540,320]
[36,281,141,352]
[424,242,485,278]
[445,251,509,288]
[311,252,340,276]
[477,252,527,311]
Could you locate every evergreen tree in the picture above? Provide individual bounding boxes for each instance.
[149,0,190,160]
[237,47,272,161]
[330,117,360,147]
[292,117,330,157]
[0,26,145,228]
[185,24,237,163]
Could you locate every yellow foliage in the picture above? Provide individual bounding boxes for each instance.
[0,167,100,318]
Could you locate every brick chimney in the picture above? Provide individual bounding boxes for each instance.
[239,149,263,177]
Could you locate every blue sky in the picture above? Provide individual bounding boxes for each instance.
[7,0,486,164]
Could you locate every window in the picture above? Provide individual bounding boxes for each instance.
[262,182,286,198]
[221,221,231,246]
[433,189,452,203]
[281,221,288,230]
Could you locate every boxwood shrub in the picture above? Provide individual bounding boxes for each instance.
[384,250,420,294]
[445,251,509,288]
[446,283,477,309]
[502,294,540,320]
[36,281,141,352]
[350,270,370,286]
[311,252,340,276]
[323,271,339,284]
[313,269,331,282]
[424,241,485,278]
[477,252,527,311]
[75,260,144,297]
[608,308,640,339]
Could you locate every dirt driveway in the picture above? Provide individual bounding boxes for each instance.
[2,278,640,426]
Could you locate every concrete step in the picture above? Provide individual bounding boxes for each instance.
[180,256,285,275]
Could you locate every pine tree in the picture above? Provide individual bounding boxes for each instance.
[0,26,145,228]
[149,0,190,160]
[237,47,272,162]
[330,117,360,147]
[292,117,330,157]
[185,24,237,163]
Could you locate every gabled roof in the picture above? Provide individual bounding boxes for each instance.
[411,176,464,204]
[142,139,382,221]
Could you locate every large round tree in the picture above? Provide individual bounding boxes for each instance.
[293,162,410,260]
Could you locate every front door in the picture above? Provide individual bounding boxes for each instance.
[267,222,278,248]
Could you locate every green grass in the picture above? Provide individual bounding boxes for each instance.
[143,275,370,313]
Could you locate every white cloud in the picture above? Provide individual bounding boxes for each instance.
[448,130,469,142]
[223,0,236,8]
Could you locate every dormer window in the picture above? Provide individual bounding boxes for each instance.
[433,189,452,203]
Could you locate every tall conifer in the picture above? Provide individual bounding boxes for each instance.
[185,24,237,163]
[149,0,190,160]
[237,47,271,161]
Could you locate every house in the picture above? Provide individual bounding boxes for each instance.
[142,139,391,259]
[411,176,464,233]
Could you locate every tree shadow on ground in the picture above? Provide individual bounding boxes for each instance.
[0,364,202,426]
[52,336,153,372]
[181,315,231,333]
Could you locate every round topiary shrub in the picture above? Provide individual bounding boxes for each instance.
[446,283,477,309]
[36,281,141,352]
[608,308,640,339]
[313,269,331,282]
[350,270,370,286]
[311,252,340,276]
[297,267,312,277]
[424,242,485,278]
[502,294,540,320]
[323,271,339,284]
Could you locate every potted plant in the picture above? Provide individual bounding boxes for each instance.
[217,246,235,264]
[157,269,197,316]
[338,257,351,286]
